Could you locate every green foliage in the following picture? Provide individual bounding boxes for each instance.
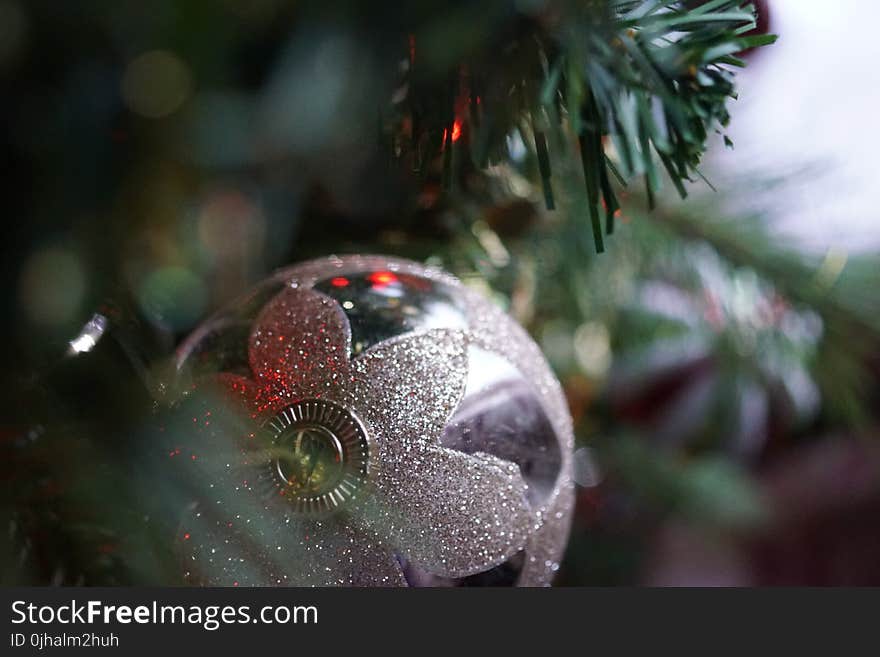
[388,1,775,252]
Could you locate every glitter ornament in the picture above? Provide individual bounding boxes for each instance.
[172,255,574,586]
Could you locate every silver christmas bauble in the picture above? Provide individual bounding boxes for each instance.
[173,255,574,586]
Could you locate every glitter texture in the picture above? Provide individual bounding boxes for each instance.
[175,255,574,586]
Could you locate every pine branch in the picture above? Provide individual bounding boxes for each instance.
[640,203,880,427]
[386,1,775,252]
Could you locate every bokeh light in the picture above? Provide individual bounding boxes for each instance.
[121,50,192,119]
[137,266,206,330]
[19,246,87,327]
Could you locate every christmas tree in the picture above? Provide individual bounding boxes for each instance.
[3,0,878,586]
